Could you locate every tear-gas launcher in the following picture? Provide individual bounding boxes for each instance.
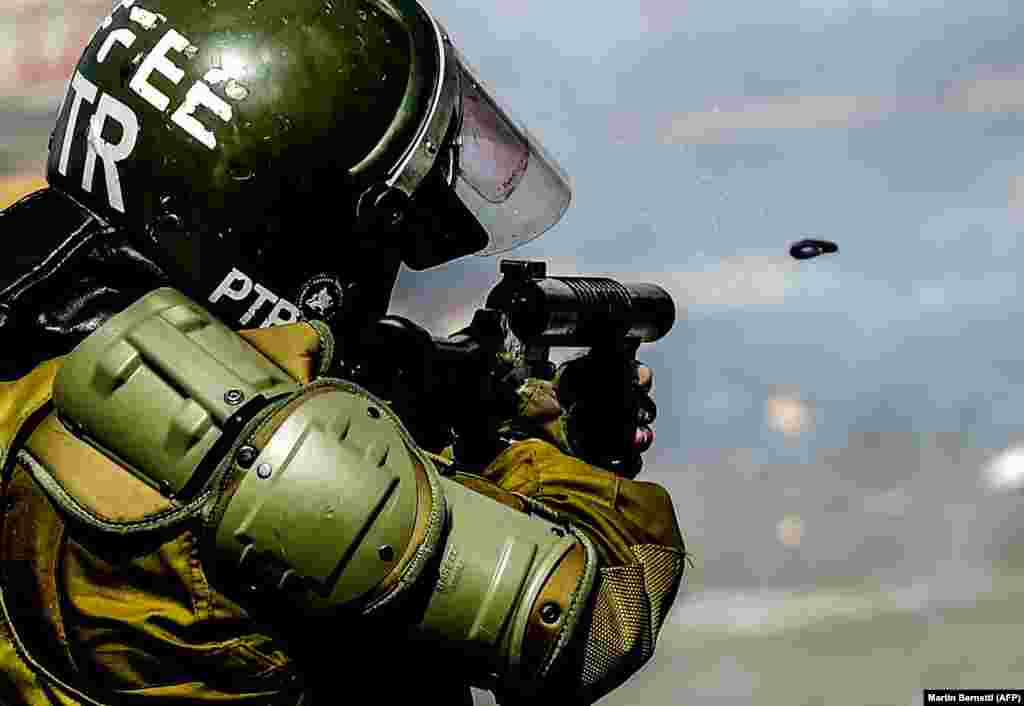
[340,260,676,478]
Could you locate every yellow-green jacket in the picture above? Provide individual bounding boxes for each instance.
[0,322,685,706]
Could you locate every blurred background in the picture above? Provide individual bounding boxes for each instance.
[4,1,1024,704]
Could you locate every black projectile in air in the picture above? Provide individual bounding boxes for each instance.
[789,239,839,260]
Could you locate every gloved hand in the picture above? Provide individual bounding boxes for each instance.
[513,357,656,477]
[509,377,567,450]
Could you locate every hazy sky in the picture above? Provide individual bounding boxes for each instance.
[4,1,1024,704]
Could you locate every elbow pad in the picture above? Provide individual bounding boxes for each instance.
[52,288,598,696]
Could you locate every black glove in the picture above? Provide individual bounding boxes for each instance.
[510,353,657,478]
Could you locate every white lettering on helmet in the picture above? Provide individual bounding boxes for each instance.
[171,81,232,150]
[57,72,140,213]
[210,268,303,327]
[97,28,137,64]
[128,6,167,31]
[129,28,187,112]
[209,268,254,305]
[54,7,240,214]
[80,93,139,214]
[101,0,137,31]
[242,284,280,326]
[125,27,231,150]
[57,72,98,177]
[267,298,302,326]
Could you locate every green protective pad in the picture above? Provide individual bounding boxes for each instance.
[53,287,300,496]
[414,476,595,683]
[212,383,432,608]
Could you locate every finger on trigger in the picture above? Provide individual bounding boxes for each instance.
[518,379,563,420]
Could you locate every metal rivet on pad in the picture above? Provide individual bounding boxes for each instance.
[540,602,562,624]
[236,445,258,468]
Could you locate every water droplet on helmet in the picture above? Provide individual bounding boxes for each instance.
[225,78,250,101]
[204,68,228,84]
[247,0,261,7]
[206,0,217,7]
[274,114,294,134]
[229,164,255,181]
[154,210,184,234]
[381,73,387,81]
[357,10,368,21]
[183,44,200,59]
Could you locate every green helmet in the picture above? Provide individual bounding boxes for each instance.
[46,0,571,328]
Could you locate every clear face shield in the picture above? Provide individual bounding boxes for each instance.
[382,6,572,269]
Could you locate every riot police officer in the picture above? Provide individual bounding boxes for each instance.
[0,1,686,704]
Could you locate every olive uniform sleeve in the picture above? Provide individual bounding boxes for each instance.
[476,439,686,705]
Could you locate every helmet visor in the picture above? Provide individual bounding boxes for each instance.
[450,49,572,254]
